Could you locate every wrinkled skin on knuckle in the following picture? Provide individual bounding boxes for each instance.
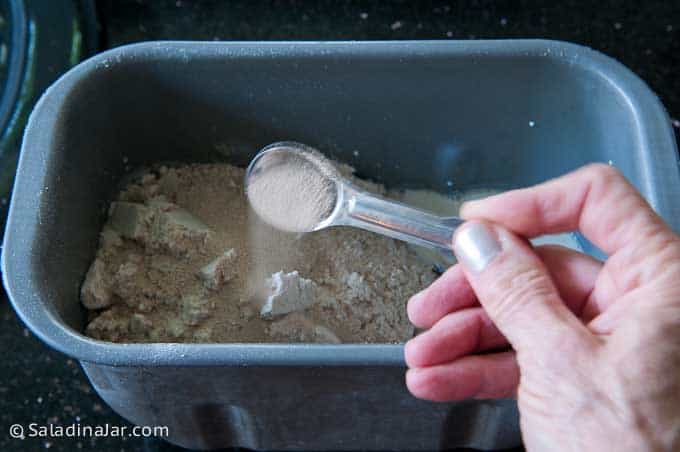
[488,262,556,325]
[641,236,680,282]
[583,163,636,222]
[651,275,680,311]
[611,304,680,383]
[605,239,680,303]
[585,162,624,186]
[517,346,639,452]
[532,190,571,231]
[516,324,594,387]
[544,331,591,368]
[603,303,680,448]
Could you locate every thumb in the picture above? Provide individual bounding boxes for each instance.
[452,221,587,353]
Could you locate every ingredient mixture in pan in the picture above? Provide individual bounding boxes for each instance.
[81,162,442,344]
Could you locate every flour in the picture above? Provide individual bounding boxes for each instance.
[246,149,337,232]
[83,163,437,344]
[82,161,585,344]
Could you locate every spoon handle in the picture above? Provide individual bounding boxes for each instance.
[335,184,463,256]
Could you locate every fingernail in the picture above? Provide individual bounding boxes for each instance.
[458,200,474,218]
[408,290,425,306]
[453,222,501,273]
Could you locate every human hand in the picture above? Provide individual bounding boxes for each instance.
[405,164,680,451]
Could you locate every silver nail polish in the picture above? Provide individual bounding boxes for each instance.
[453,223,501,272]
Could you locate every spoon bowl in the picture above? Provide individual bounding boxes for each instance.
[245,142,342,233]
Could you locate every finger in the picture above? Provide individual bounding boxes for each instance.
[407,264,476,329]
[405,246,601,370]
[406,351,518,402]
[460,164,673,257]
[453,221,590,353]
[407,245,602,331]
[587,292,638,334]
[405,308,505,368]
[587,281,675,334]
[407,245,602,329]
[534,245,602,317]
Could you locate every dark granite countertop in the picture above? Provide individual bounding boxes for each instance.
[2,1,679,451]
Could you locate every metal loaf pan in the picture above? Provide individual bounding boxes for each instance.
[3,41,679,450]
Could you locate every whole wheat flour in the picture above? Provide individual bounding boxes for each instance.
[82,163,438,344]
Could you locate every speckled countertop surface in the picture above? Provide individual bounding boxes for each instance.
[2,1,679,451]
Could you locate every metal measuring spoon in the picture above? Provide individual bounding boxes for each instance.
[245,142,463,260]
